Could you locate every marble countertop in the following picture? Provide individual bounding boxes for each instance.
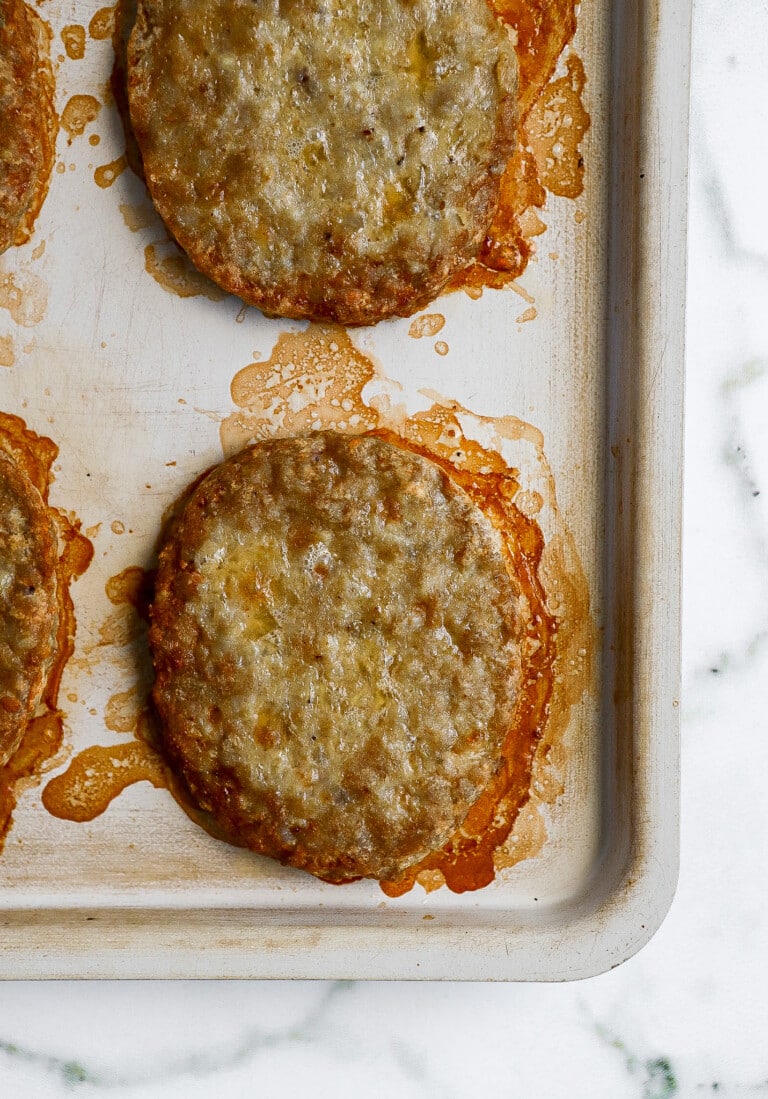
[1,0,766,1094]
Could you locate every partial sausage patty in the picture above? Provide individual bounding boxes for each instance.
[127,0,518,325]
[0,0,56,254]
[0,450,59,765]
[150,433,524,882]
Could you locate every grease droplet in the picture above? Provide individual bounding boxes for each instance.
[61,24,86,59]
[94,155,127,188]
[61,95,101,141]
[42,742,166,822]
[88,5,116,40]
[408,313,445,339]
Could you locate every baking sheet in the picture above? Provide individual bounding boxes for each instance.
[0,0,689,979]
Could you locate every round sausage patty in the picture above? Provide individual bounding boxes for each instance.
[150,433,524,882]
[0,0,56,254]
[127,0,518,325]
[0,450,59,765]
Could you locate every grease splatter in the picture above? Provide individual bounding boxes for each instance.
[42,741,165,822]
[61,24,86,59]
[524,55,590,199]
[105,565,153,614]
[408,313,445,339]
[0,269,48,327]
[0,335,14,368]
[104,686,146,734]
[88,5,116,40]
[144,241,227,301]
[93,155,127,189]
[118,202,155,233]
[221,327,378,455]
[61,95,101,142]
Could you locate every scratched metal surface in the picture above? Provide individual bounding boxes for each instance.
[0,0,687,978]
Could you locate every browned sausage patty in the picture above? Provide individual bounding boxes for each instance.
[0,450,59,765]
[0,0,56,254]
[150,433,525,882]
[127,0,518,326]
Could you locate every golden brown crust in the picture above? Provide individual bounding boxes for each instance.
[127,0,518,326]
[0,450,59,766]
[150,433,525,881]
[0,0,57,254]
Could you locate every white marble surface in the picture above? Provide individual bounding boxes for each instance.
[1,0,767,1094]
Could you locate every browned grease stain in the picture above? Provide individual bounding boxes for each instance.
[0,335,14,368]
[434,340,449,356]
[105,564,154,617]
[144,241,227,302]
[89,5,116,40]
[525,55,589,198]
[118,201,154,233]
[97,604,145,648]
[61,95,101,142]
[104,686,144,733]
[42,561,164,820]
[61,24,86,59]
[408,313,445,339]
[0,414,93,850]
[219,326,593,894]
[223,329,378,451]
[93,155,127,189]
[42,741,165,822]
[39,560,160,820]
[449,0,589,299]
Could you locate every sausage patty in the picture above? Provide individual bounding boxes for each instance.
[0,450,59,765]
[0,0,56,254]
[127,0,518,325]
[150,433,525,881]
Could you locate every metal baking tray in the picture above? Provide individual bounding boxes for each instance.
[0,0,689,979]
